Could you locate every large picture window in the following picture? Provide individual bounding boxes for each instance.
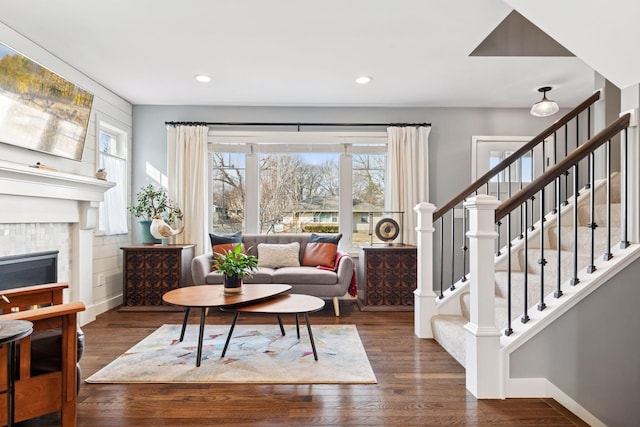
[209,131,387,249]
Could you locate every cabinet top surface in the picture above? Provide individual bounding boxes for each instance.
[361,244,416,251]
[121,244,195,250]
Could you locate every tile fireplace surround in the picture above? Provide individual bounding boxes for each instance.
[0,160,114,325]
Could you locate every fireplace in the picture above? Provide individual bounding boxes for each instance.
[0,251,58,291]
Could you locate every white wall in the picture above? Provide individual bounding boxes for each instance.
[0,22,133,317]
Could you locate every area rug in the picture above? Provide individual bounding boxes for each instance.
[86,324,376,384]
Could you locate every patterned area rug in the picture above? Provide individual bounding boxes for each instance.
[86,323,376,384]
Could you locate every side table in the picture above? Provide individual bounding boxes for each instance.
[358,244,417,310]
[0,320,33,427]
[121,244,195,309]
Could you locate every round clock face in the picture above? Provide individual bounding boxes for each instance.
[375,218,400,242]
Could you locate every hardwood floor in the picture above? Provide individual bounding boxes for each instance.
[20,302,588,426]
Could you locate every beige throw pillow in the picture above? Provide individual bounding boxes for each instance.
[257,242,300,268]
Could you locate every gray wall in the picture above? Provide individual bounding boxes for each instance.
[132,104,562,210]
[511,256,640,427]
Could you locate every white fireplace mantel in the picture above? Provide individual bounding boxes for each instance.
[0,159,116,325]
[0,159,115,227]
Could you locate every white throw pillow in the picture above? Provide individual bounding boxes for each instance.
[257,242,300,268]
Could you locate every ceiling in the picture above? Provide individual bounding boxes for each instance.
[0,0,601,108]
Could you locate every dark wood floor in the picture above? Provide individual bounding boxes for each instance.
[21,302,588,426]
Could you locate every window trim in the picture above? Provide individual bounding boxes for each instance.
[209,130,387,250]
[95,114,131,236]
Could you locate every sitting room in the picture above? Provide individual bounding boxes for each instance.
[0,1,637,426]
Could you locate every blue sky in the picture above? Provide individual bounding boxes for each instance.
[0,42,16,59]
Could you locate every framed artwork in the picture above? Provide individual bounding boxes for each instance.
[0,41,93,161]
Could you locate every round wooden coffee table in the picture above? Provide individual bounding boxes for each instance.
[162,284,291,366]
[220,294,325,360]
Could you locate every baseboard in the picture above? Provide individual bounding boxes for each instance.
[81,294,123,325]
[505,378,605,427]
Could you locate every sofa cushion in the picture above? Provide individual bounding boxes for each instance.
[243,267,275,284]
[209,232,244,270]
[209,232,242,256]
[302,233,342,268]
[272,266,337,285]
[257,242,300,268]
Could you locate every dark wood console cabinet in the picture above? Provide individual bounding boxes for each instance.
[121,244,195,308]
[358,245,417,311]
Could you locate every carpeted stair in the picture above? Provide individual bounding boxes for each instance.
[431,174,620,367]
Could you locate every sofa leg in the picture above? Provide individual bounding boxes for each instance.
[333,297,340,317]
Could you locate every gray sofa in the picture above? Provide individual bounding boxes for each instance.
[191,233,355,316]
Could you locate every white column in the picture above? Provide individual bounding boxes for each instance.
[339,153,353,250]
[73,224,95,326]
[245,153,260,234]
[414,202,437,338]
[621,85,640,244]
[463,195,501,398]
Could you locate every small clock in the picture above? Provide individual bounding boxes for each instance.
[375,217,400,243]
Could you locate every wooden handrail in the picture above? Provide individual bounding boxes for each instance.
[433,90,601,221]
[495,113,631,222]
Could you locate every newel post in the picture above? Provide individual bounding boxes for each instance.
[464,195,501,398]
[414,202,437,338]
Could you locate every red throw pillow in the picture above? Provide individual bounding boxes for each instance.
[302,233,342,268]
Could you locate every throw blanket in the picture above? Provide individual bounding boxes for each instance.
[318,251,358,297]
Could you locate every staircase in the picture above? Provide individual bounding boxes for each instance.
[431,172,621,367]
[413,97,635,416]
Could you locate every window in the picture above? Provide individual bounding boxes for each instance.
[352,153,385,245]
[259,153,339,234]
[209,131,387,249]
[97,118,129,235]
[210,153,245,234]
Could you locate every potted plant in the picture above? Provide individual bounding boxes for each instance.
[212,244,258,294]
[128,184,183,244]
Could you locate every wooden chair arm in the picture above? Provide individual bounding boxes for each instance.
[0,302,85,323]
[0,283,69,313]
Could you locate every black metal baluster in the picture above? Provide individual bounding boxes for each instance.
[529,149,536,229]
[587,153,597,274]
[461,206,468,282]
[450,210,456,291]
[571,164,580,286]
[555,175,563,299]
[496,220,502,256]
[563,125,569,206]
[519,157,525,239]
[553,131,558,214]
[621,128,630,249]
[522,200,530,324]
[538,186,547,311]
[604,140,612,261]
[439,217,444,299]
[505,213,513,336]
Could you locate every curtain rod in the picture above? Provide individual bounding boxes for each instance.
[165,121,430,128]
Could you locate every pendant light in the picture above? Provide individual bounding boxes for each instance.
[530,86,559,117]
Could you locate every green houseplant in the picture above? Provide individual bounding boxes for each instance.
[212,244,259,294]
[128,184,183,244]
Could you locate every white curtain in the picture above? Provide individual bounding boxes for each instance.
[167,125,209,256]
[385,126,430,246]
[98,153,128,235]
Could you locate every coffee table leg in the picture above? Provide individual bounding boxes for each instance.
[295,313,300,339]
[221,312,240,358]
[304,313,318,361]
[180,307,190,342]
[196,308,206,367]
[277,315,285,336]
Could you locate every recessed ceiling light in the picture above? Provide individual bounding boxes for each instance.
[355,75,373,85]
[194,74,212,83]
